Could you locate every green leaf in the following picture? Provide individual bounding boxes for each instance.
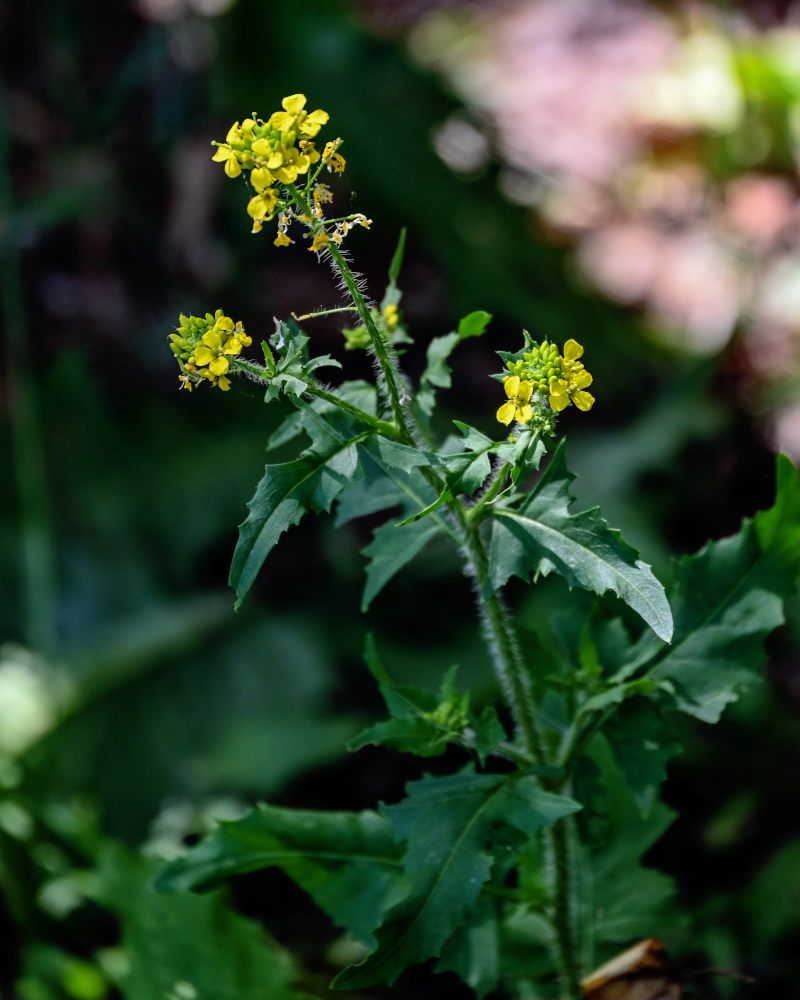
[577,735,677,953]
[229,406,369,607]
[444,422,496,497]
[472,706,508,767]
[334,771,579,989]
[355,442,460,608]
[264,320,340,402]
[650,533,788,722]
[366,435,441,474]
[457,310,492,340]
[156,805,404,946]
[96,845,302,1000]
[360,517,442,611]
[487,441,673,642]
[417,312,492,415]
[603,455,800,723]
[602,700,681,818]
[435,897,499,999]
[754,452,800,567]
[349,642,473,757]
[388,227,407,284]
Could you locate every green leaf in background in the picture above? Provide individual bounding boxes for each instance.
[156,805,404,946]
[229,405,370,607]
[95,845,302,1000]
[334,770,579,989]
[617,454,800,722]
[487,441,673,642]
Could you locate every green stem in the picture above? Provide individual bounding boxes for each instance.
[458,519,546,764]
[547,816,582,999]
[468,460,513,525]
[292,306,359,321]
[231,358,400,439]
[289,186,410,435]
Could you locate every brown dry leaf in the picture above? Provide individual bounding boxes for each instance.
[579,937,682,1000]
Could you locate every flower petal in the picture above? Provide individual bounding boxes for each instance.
[282,94,307,115]
[209,355,229,375]
[517,379,534,403]
[202,330,222,349]
[563,339,584,361]
[516,404,533,423]
[573,370,593,389]
[572,391,595,411]
[496,401,516,425]
[504,375,520,400]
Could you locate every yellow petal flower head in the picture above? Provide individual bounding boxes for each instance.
[548,339,594,412]
[502,336,594,414]
[212,96,332,234]
[169,310,248,391]
[497,376,534,425]
[269,94,329,139]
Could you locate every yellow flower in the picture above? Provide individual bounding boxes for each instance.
[309,230,330,253]
[247,189,279,228]
[274,231,293,247]
[269,94,329,138]
[211,144,242,177]
[170,310,248,391]
[497,376,534,425]
[383,304,399,331]
[322,139,346,173]
[548,340,594,412]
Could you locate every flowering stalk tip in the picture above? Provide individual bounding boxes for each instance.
[169,309,251,391]
[495,337,594,426]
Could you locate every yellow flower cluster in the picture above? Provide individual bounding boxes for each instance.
[497,338,594,425]
[212,94,330,233]
[169,310,251,391]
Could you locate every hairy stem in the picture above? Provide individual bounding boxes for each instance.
[547,816,583,1000]
[231,358,400,438]
[458,520,547,764]
[289,186,410,435]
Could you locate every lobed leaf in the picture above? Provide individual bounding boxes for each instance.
[487,442,673,642]
[334,770,578,989]
[156,805,404,946]
[97,845,302,1000]
[614,454,800,721]
[229,406,369,607]
[417,311,492,415]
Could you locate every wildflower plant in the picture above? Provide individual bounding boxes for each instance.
[160,94,800,999]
